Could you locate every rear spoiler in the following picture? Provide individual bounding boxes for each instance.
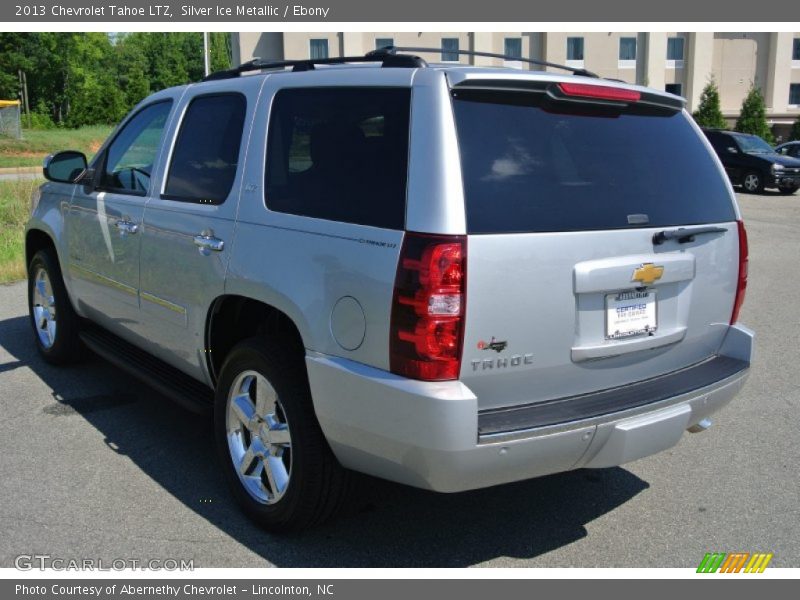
[450,78,685,112]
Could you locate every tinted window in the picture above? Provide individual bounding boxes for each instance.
[164,94,246,204]
[310,39,329,59]
[453,90,736,234]
[667,37,684,60]
[619,37,637,60]
[265,88,411,229]
[567,37,584,60]
[790,83,800,106]
[504,38,522,59]
[706,133,734,155]
[101,101,172,195]
[442,38,459,62]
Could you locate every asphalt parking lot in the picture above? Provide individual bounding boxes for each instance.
[1,192,798,568]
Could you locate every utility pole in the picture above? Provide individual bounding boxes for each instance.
[18,69,31,129]
[203,32,210,77]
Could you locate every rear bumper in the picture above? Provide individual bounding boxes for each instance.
[306,324,753,493]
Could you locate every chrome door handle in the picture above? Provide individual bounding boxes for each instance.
[193,234,225,252]
[115,220,139,234]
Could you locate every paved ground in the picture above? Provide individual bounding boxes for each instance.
[1,192,798,568]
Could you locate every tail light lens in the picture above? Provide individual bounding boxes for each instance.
[390,233,466,381]
[730,219,749,324]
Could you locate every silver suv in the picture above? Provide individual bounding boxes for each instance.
[26,48,754,531]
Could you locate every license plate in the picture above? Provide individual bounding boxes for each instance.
[605,290,657,340]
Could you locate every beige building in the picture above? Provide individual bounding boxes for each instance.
[232,32,800,140]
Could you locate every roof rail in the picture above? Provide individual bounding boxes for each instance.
[203,52,427,81]
[368,46,599,78]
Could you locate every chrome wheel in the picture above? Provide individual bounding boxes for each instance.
[743,173,761,193]
[225,370,292,505]
[31,267,57,349]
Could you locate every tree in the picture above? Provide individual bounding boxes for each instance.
[692,78,727,129]
[790,115,800,142]
[735,84,774,144]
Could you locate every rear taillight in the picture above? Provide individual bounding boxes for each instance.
[390,233,466,381]
[731,219,749,324]
[557,83,641,102]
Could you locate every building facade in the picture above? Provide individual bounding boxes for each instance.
[232,32,800,140]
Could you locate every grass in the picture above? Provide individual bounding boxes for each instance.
[0,178,42,283]
[0,125,112,169]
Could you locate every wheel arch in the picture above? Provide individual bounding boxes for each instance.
[25,227,58,274]
[205,295,309,386]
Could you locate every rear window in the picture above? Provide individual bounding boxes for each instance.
[452,90,736,234]
[265,87,411,229]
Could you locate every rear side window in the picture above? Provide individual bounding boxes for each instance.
[453,90,736,234]
[265,87,411,229]
[164,94,247,204]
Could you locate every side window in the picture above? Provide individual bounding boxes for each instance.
[164,94,247,204]
[265,87,411,230]
[100,101,172,195]
[708,134,732,155]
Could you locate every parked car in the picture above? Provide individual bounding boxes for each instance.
[775,140,800,159]
[702,129,800,194]
[26,49,753,531]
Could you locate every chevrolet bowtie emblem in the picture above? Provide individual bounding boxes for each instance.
[632,263,664,286]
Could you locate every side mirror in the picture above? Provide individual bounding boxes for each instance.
[43,151,88,184]
[726,146,739,154]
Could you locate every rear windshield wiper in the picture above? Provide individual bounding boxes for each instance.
[652,226,728,245]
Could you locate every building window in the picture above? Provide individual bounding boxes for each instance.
[665,83,683,97]
[309,39,328,60]
[790,84,800,106]
[376,37,393,50]
[567,37,584,60]
[619,37,637,68]
[667,37,685,68]
[793,38,800,66]
[441,38,459,62]
[504,37,522,59]
[566,37,584,68]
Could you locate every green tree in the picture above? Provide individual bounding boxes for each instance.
[114,34,151,108]
[735,84,774,144]
[789,115,800,142]
[61,33,126,127]
[0,32,232,128]
[209,33,232,73]
[692,78,727,129]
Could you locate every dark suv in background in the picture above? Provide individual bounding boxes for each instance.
[703,129,800,195]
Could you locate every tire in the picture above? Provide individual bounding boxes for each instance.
[742,171,764,194]
[778,184,799,195]
[27,248,83,365]
[213,338,352,532]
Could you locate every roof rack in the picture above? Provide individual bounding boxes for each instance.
[203,46,599,82]
[203,52,427,81]
[368,46,599,78]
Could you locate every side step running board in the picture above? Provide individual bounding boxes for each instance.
[79,324,214,415]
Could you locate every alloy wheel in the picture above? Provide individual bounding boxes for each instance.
[225,370,292,504]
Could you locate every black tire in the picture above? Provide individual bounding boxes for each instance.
[741,171,764,194]
[778,184,799,195]
[213,338,352,532]
[27,248,83,365]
